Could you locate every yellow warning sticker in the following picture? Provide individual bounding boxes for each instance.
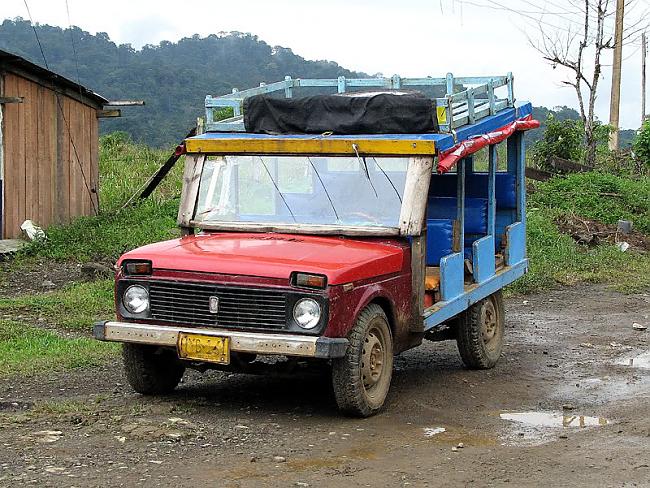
[436,106,447,125]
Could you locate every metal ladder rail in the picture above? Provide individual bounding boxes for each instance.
[204,73,514,133]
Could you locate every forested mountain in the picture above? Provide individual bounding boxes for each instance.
[0,19,362,146]
[0,19,635,148]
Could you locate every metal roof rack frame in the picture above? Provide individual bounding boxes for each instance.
[204,73,514,134]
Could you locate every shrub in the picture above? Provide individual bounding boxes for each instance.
[632,119,650,169]
[531,116,584,169]
[531,115,611,170]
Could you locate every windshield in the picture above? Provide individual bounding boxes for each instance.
[193,155,409,228]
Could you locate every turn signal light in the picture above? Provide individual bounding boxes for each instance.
[124,261,152,275]
[293,272,327,289]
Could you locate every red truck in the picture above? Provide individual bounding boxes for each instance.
[94,74,535,416]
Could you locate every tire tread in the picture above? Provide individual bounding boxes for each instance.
[332,304,392,417]
[456,291,504,370]
[123,344,185,395]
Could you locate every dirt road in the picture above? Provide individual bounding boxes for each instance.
[1,285,648,487]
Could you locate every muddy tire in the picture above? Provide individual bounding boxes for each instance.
[331,304,393,417]
[122,344,185,395]
[456,291,505,369]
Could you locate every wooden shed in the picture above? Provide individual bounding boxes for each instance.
[0,49,108,239]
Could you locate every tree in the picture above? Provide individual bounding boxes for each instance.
[530,0,647,166]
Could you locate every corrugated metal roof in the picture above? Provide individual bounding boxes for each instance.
[0,48,108,106]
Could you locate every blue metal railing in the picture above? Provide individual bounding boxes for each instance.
[204,73,514,133]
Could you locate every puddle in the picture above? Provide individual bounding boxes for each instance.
[499,411,608,446]
[501,412,608,428]
[423,427,446,437]
[615,351,650,369]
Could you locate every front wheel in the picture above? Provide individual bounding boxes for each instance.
[331,304,394,417]
[456,291,505,369]
[123,344,185,395]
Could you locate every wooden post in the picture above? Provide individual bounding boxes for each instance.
[177,154,205,232]
[608,0,625,150]
[400,156,433,332]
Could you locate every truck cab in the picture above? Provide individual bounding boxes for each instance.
[94,74,538,417]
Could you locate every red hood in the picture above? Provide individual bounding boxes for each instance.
[118,233,406,285]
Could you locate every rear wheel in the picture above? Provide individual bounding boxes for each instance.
[456,291,505,369]
[122,344,185,395]
[332,304,393,417]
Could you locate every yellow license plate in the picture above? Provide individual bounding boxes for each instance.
[177,333,230,365]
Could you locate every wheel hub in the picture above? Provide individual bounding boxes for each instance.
[481,301,498,343]
[362,330,384,389]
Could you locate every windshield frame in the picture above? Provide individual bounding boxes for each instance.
[178,153,433,237]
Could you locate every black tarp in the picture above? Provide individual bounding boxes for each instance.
[243,92,438,134]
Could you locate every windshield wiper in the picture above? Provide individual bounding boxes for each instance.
[352,144,378,198]
[372,157,402,204]
[258,157,297,223]
[306,157,340,221]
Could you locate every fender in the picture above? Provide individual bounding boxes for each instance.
[324,271,413,353]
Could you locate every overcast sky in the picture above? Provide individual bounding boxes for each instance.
[3,0,648,129]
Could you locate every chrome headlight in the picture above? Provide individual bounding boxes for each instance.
[123,285,149,314]
[293,298,321,329]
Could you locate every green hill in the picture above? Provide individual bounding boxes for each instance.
[0,19,363,147]
[0,18,636,149]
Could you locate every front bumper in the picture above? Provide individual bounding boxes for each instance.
[93,321,348,359]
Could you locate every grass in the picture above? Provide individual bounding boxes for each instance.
[0,279,114,331]
[529,172,650,233]
[510,172,650,294]
[510,207,650,294]
[18,132,182,262]
[0,320,118,377]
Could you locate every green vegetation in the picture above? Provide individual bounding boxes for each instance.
[530,114,611,169]
[3,19,635,150]
[633,119,650,169]
[22,132,182,261]
[0,279,114,331]
[529,172,650,233]
[0,19,363,147]
[0,320,117,377]
[512,208,650,294]
[511,172,650,294]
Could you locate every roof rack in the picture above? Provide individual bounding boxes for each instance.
[204,73,514,134]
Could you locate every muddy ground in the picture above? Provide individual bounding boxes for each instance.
[0,285,648,487]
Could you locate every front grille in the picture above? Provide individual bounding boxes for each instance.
[148,281,287,329]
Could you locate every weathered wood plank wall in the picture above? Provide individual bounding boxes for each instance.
[1,72,98,238]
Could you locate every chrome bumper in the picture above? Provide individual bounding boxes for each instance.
[93,321,348,359]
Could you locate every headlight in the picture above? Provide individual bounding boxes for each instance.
[293,298,321,329]
[123,285,149,314]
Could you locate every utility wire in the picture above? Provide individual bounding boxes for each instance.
[22,0,98,215]
[65,0,83,95]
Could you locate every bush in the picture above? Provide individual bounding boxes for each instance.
[531,116,584,169]
[632,119,650,169]
[531,115,610,169]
